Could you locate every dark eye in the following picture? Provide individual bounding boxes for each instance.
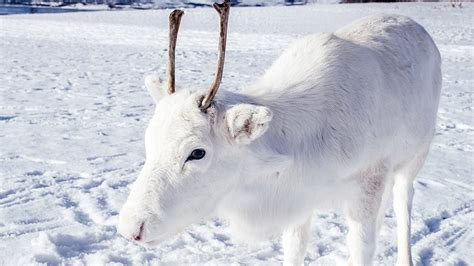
[186,149,206,161]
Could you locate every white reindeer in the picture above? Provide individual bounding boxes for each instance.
[118,1,441,265]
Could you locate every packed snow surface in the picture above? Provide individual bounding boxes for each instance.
[0,3,473,265]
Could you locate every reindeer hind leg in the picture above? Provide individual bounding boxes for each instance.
[393,151,429,266]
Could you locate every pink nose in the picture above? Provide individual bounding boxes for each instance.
[133,222,145,241]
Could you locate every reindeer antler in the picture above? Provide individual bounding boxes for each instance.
[167,9,184,94]
[200,0,231,111]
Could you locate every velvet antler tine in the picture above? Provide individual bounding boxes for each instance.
[167,9,184,94]
[200,0,230,111]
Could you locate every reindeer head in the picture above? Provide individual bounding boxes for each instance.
[117,1,275,245]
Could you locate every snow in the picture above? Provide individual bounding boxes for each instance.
[0,3,473,265]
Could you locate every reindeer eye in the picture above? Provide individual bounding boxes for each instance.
[186,149,206,161]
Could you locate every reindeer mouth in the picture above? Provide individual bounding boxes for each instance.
[135,229,179,248]
[133,235,165,248]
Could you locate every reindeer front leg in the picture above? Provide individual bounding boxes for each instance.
[345,169,387,266]
[282,215,312,266]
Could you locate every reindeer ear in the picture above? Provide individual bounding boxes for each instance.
[144,74,167,103]
[224,104,273,145]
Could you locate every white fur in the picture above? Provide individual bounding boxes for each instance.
[118,14,441,266]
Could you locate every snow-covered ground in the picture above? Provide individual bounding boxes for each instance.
[0,3,472,265]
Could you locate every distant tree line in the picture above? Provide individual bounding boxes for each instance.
[341,0,444,2]
[0,0,244,6]
[0,0,449,6]
[0,0,151,5]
